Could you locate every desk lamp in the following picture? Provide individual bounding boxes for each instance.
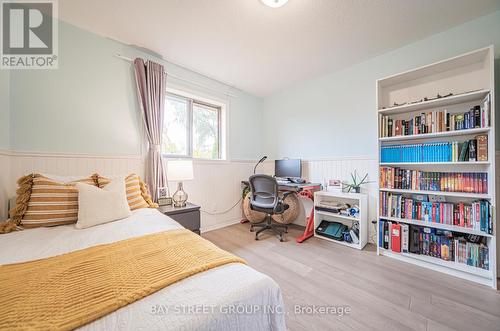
[254,156,268,174]
[167,160,194,207]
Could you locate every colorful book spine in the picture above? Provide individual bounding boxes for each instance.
[378,192,492,234]
[379,167,488,194]
[380,137,486,163]
[380,96,491,138]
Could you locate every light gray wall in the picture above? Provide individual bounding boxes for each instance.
[263,10,500,159]
[0,70,9,150]
[8,20,264,159]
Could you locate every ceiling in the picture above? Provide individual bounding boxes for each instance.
[59,0,500,97]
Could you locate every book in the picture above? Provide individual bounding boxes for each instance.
[383,221,389,249]
[391,223,401,252]
[468,139,477,161]
[476,134,488,161]
[458,141,469,161]
[409,225,420,254]
[402,224,409,253]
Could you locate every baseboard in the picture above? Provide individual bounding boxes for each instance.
[201,218,242,234]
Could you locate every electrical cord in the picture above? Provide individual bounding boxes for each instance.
[200,197,243,216]
[369,219,378,244]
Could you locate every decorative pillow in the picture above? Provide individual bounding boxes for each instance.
[8,174,97,230]
[75,178,131,229]
[96,173,158,210]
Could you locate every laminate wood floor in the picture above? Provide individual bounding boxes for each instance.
[203,223,500,331]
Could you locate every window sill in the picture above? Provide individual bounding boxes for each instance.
[162,155,231,164]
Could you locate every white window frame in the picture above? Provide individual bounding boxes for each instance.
[163,87,227,160]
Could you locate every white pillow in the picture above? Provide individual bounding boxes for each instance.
[75,177,131,229]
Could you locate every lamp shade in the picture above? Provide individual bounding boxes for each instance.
[167,160,194,181]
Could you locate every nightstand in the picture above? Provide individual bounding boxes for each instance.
[158,203,201,234]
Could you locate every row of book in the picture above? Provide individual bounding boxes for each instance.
[379,191,493,234]
[379,221,489,270]
[379,167,488,194]
[380,135,487,163]
[379,94,491,138]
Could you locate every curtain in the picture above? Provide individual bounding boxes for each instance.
[133,58,167,202]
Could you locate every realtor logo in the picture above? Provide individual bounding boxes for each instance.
[1,0,58,69]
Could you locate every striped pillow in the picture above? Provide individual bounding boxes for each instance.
[96,174,157,210]
[14,174,97,228]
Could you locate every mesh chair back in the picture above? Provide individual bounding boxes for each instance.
[248,175,278,211]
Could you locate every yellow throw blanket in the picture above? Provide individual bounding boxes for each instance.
[0,229,246,330]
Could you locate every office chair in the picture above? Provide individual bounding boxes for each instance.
[248,174,292,242]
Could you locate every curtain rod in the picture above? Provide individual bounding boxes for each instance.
[115,54,238,98]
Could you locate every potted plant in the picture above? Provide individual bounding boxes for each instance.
[343,170,371,193]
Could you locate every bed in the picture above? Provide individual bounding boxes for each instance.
[0,208,286,331]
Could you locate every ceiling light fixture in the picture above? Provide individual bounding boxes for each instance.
[261,0,288,8]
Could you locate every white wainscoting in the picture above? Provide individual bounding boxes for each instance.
[8,151,145,182]
[2,150,145,220]
[178,160,257,233]
[1,151,256,232]
[0,151,11,219]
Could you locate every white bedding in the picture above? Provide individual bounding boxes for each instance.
[0,208,286,331]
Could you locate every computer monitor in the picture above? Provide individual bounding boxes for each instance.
[275,159,301,178]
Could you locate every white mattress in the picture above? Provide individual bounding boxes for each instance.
[0,209,286,331]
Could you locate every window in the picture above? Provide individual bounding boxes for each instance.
[162,92,224,159]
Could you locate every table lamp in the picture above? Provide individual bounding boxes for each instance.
[167,160,194,207]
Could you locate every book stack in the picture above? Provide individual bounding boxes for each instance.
[378,220,489,270]
[380,95,490,137]
[379,192,492,234]
[380,135,487,163]
[379,167,488,193]
[455,239,490,270]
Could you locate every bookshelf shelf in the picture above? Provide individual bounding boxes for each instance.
[378,89,490,115]
[379,249,493,285]
[315,234,363,249]
[376,46,497,289]
[315,210,360,222]
[379,127,490,142]
[379,188,491,199]
[379,216,493,237]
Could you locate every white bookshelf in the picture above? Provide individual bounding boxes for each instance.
[313,191,368,250]
[376,46,497,289]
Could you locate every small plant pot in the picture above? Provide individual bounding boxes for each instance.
[352,187,361,193]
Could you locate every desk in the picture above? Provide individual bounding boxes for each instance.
[241,181,322,243]
[241,181,321,192]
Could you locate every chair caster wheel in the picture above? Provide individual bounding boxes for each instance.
[279,237,284,242]
[255,236,259,240]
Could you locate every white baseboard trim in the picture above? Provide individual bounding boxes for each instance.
[201,218,242,234]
